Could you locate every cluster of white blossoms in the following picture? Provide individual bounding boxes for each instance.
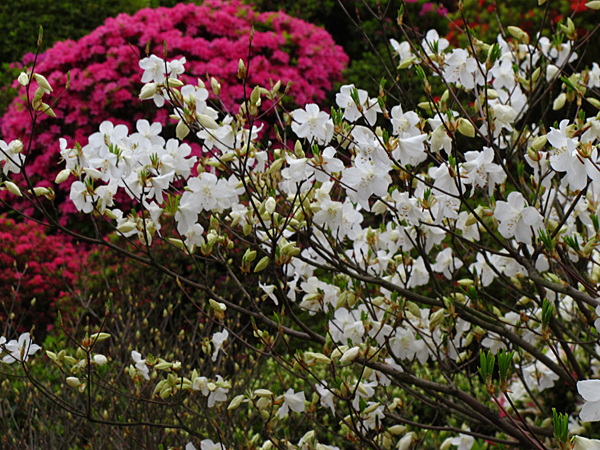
[8,11,600,449]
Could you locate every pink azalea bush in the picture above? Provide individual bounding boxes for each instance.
[0,215,82,334]
[1,0,347,221]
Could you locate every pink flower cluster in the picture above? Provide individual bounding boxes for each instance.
[1,0,347,220]
[0,215,82,333]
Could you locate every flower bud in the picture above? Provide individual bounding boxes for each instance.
[530,135,547,151]
[93,354,108,366]
[254,256,270,272]
[265,197,276,215]
[139,82,158,100]
[55,169,71,184]
[553,93,567,110]
[388,425,407,435]
[398,56,418,69]
[165,78,184,88]
[339,346,360,364]
[32,187,50,196]
[440,438,454,450]
[39,103,56,118]
[304,351,331,364]
[507,26,529,44]
[176,120,190,140]
[210,77,221,96]
[457,118,475,138]
[90,332,111,342]
[228,394,245,410]
[238,59,247,80]
[18,72,29,86]
[66,377,81,388]
[197,114,219,130]
[117,221,137,234]
[209,299,227,312]
[588,98,600,110]
[254,389,273,397]
[4,181,22,197]
[587,1,600,9]
[33,73,53,93]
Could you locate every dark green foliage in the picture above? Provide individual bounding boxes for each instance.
[0,0,184,65]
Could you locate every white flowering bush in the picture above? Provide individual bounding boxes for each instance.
[8,2,600,449]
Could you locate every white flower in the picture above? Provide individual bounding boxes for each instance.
[313,198,344,235]
[462,147,506,196]
[490,59,516,90]
[422,29,449,57]
[577,379,600,422]
[390,38,415,68]
[131,350,150,380]
[2,333,41,364]
[292,104,331,143]
[0,139,25,175]
[207,375,229,407]
[589,63,600,88]
[279,388,306,418]
[199,439,225,450]
[450,430,475,450]
[259,282,278,305]
[432,248,463,279]
[573,436,600,450]
[336,84,380,125]
[494,191,543,244]
[523,359,559,392]
[139,55,170,84]
[481,332,506,355]
[390,105,420,137]
[315,381,335,413]
[211,330,229,362]
[547,119,598,191]
[443,49,478,90]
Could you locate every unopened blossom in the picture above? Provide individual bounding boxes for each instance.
[279,388,306,418]
[494,191,544,244]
